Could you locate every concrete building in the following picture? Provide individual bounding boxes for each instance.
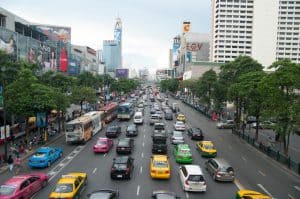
[211,0,300,67]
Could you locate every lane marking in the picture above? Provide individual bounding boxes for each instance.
[93,168,97,174]
[185,192,189,198]
[294,185,300,191]
[241,156,247,162]
[136,185,140,196]
[288,194,295,199]
[144,134,145,138]
[258,170,266,177]
[104,153,107,157]
[140,166,143,174]
[142,142,145,147]
[234,179,245,190]
[257,184,273,198]
[141,153,144,158]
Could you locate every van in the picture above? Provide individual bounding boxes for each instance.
[133,112,143,124]
[179,165,207,192]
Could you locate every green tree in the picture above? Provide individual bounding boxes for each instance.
[260,59,300,155]
[77,71,97,88]
[70,86,97,105]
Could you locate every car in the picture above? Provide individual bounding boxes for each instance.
[155,111,163,119]
[150,108,156,114]
[165,112,173,120]
[173,144,193,164]
[251,121,276,129]
[205,158,235,181]
[126,124,138,137]
[150,114,161,125]
[87,189,119,199]
[0,173,48,199]
[106,125,121,138]
[178,165,206,192]
[197,141,217,157]
[174,121,186,131]
[171,131,184,144]
[133,112,144,124]
[110,156,134,180]
[152,190,180,199]
[176,114,186,122]
[150,155,171,179]
[93,137,113,153]
[49,172,87,199]
[216,120,234,129]
[152,131,168,154]
[28,147,63,168]
[116,138,134,154]
[236,190,271,199]
[187,128,204,140]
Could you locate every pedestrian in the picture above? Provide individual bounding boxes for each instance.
[14,155,21,175]
[7,155,14,172]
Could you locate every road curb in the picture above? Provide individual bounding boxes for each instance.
[0,133,65,174]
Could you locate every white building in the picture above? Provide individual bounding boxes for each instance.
[211,0,300,67]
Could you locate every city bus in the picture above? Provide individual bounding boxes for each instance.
[83,111,103,136]
[117,102,134,120]
[100,102,118,124]
[65,115,93,144]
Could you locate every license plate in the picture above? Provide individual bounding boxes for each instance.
[117,175,122,178]
[121,147,125,150]
[158,150,162,152]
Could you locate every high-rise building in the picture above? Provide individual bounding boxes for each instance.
[211,0,300,67]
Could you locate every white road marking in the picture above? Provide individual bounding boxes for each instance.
[294,185,300,191]
[141,153,144,158]
[257,184,273,198]
[136,185,140,196]
[234,179,245,190]
[241,156,247,162]
[93,168,97,173]
[185,192,189,198]
[288,194,295,199]
[258,170,266,177]
[140,166,143,174]
[59,163,64,167]
[142,142,145,147]
[144,134,146,138]
[104,153,107,157]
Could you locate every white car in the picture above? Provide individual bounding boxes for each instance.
[174,121,186,131]
[179,165,207,192]
[171,131,184,144]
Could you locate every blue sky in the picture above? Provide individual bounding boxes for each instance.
[1,0,211,73]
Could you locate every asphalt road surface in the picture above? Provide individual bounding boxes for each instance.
[1,95,299,199]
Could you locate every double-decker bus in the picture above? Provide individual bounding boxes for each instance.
[65,115,93,144]
[100,102,118,124]
[117,103,134,120]
[83,111,103,136]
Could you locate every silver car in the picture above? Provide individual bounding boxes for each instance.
[205,158,234,182]
[171,131,184,144]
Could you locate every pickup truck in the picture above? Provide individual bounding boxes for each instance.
[152,123,167,154]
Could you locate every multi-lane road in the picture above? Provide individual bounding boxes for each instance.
[1,95,299,199]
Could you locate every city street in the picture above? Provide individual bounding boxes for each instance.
[1,96,299,199]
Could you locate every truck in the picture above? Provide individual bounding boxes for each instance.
[152,123,167,154]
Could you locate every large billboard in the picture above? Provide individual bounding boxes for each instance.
[172,36,181,67]
[186,42,203,51]
[116,68,129,78]
[31,25,71,43]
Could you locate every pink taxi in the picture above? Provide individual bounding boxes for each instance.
[93,137,113,153]
[0,173,48,199]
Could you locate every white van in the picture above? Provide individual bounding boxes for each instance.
[133,112,144,124]
[179,165,207,192]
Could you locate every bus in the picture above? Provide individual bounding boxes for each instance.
[65,115,93,144]
[117,103,134,120]
[83,111,103,136]
[100,102,118,124]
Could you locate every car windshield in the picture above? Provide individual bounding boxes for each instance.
[192,128,201,133]
[33,151,47,157]
[0,185,16,195]
[97,140,107,145]
[221,166,234,173]
[53,183,73,193]
[113,163,127,170]
[107,126,117,132]
[155,125,165,130]
[204,144,215,150]
[173,132,182,137]
[176,122,184,125]
[90,192,111,199]
[188,175,204,182]
[179,149,190,154]
[127,126,136,131]
[118,140,129,147]
[153,160,168,167]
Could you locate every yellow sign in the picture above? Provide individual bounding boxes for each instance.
[183,22,191,33]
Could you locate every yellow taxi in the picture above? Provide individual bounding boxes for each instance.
[150,155,171,179]
[49,172,87,199]
[176,114,186,122]
[236,190,271,199]
[197,141,217,157]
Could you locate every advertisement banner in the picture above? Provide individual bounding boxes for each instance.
[36,112,47,128]
[172,37,181,67]
[31,25,71,43]
[0,125,10,140]
[186,42,203,51]
[183,21,191,33]
[115,69,129,78]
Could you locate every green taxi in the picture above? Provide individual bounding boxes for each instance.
[173,144,193,164]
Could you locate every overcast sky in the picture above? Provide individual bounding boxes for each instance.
[1,0,211,74]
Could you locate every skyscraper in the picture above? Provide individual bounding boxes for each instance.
[211,0,300,67]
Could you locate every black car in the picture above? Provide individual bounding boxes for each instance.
[111,156,134,180]
[152,190,180,199]
[126,124,138,137]
[106,126,121,138]
[187,127,204,140]
[116,138,134,154]
[87,189,119,199]
[165,112,173,120]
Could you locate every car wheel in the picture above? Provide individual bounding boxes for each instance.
[47,161,51,167]
[42,180,48,188]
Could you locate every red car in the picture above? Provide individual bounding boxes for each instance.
[0,173,48,199]
[93,137,113,153]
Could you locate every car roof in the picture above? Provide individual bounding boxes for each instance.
[176,121,184,124]
[178,144,190,149]
[173,131,183,135]
[200,141,214,145]
[212,158,231,167]
[5,175,29,185]
[37,147,53,152]
[184,165,203,175]
[98,137,109,141]
[152,155,168,161]
[178,114,185,116]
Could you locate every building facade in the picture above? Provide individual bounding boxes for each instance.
[211,0,300,67]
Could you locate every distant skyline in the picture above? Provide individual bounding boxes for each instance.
[1,0,211,74]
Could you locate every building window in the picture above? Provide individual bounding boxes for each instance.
[0,14,6,28]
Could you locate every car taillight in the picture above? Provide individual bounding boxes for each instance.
[165,170,169,174]
[185,180,189,185]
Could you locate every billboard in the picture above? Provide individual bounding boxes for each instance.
[31,25,71,43]
[116,69,129,78]
[172,36,181,67]
[183,21,191,33]
[186,42,203,51]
